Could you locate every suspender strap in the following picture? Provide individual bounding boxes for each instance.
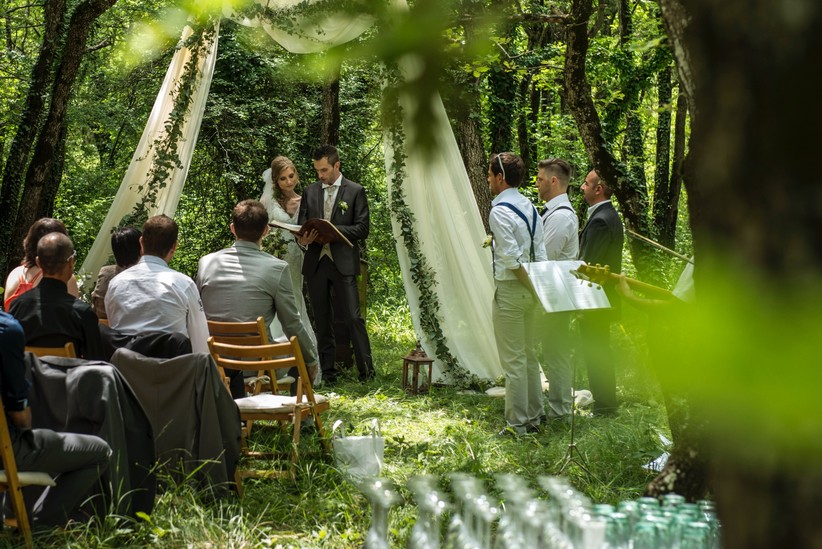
[545,205,575,217]
[495,202,538,261]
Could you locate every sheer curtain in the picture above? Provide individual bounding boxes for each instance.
[80,24,220,278]
[82,1,502,381]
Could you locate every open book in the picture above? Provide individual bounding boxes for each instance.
[269,218,353,248]
[523,260,611,313]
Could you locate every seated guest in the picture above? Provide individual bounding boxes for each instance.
[0,311,111,529]
[105,215,209,354]
[197,199,320,398]
[92,227,142,319]
[9,233,105,360]
[4,218,79,310]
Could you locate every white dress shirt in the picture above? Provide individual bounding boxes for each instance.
[490,187,547,281]
[541,194,579,260]
[105,255,209,354]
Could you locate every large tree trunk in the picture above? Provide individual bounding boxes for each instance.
[659,1,822,547]
[563,0,655,275]
[0,0,67,277]
[11,0,118,258]
[652,65,676,249]
[320,65,340,146]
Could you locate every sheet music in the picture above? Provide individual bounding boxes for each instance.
[523,260,611,313]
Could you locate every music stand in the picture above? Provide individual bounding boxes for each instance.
[555,352,598,481]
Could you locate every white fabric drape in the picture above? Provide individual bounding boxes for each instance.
[384,73,501,381]
[80,23,220,278]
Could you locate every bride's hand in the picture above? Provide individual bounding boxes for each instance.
[299,229,319,246]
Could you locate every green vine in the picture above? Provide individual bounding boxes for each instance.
[382,65,484,389]
[120,20,219,228]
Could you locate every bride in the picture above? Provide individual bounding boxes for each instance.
[259,156,318,349]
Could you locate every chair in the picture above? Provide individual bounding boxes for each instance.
[98,318,110,327]
[0,396,57,549]
[206,317,293,395]
[24,341,76,358]
[207,336,331,495]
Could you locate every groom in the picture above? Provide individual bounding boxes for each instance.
[298,144,375,383]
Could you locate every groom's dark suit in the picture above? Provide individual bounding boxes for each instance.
[299,176,374,381]
[578,200,624,414]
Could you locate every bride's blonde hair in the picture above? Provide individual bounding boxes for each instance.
[270,156,298,205]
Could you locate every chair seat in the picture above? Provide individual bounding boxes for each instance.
[0,470,55,487]
[235,393,328,414]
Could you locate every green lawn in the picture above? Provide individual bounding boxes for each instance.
[9,302,669,548]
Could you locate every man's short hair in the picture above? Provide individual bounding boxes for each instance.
[141,215,178,258]
[538,158,573,189]
[22,218,67,268]
[590,170,614,198]
[37,232,74,275]
[111,227,142,268]
[232,200,269,242]
[490,152,526,187]
[312,144,340,166]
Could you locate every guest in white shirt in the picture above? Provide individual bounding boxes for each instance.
[488,152,547,435]
[536,158,579,423]
[105,215,209,354]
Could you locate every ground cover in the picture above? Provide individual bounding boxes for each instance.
[5,302,668,548]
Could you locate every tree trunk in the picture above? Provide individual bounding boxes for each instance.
[652,64,675,248]
[11,0,118,258]
[320,64,340,146]
[516,74,534,172]
[563,0,655,275]
[660,1,822,546]
[660,87,686,249]
[487,65,517,154]
[0,0,67,277]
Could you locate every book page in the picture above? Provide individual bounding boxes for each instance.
[524,260,611,313]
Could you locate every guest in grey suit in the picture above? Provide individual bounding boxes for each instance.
[578,169,624,415]
[298,144,374,383]
[197,200,319,398]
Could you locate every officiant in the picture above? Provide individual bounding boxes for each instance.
[298,144,375,384]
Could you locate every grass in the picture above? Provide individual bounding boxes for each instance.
[3,301,669,548]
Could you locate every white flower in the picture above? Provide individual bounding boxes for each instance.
[482,234,493,248]
[339,201,349,212]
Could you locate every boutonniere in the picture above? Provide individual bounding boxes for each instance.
[338,201,349,212]
[482,234,493,248]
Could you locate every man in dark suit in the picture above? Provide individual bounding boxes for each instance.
[578,169,624,415]
[298,144,374,383]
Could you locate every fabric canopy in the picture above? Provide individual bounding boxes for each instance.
[80,0,502,381]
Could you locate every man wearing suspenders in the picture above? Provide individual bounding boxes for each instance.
[536,158,579,424]
[488,152,547,435]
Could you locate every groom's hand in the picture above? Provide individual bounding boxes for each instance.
[299,229,319,246]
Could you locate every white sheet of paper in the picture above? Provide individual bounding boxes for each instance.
[523,260,611,313]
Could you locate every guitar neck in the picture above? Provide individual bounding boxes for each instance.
[611,273,673,299]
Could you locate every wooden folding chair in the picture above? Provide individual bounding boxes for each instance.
[0,397,57,549]
[207,336,331,496]
[24,341,76,358]
[206,317,294,395]
[98,318,110,327]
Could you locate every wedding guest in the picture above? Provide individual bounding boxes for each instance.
[578,169,624,416]
[91,227,142,319]
[259,156,317,351]
[488,152,547,435]
[9,232,104,359]
[4,218,79,310]
[197,200,320,398]
[0,310,112,529]
[298,144,375,383]
[536,158,578,422]
[105,215,209,354]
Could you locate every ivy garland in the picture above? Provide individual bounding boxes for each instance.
[382,67,483,389]
[119,20,218,229]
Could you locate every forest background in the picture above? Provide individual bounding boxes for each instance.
[1,0,821,548]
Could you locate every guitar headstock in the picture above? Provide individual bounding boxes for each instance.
[574,264,612,286]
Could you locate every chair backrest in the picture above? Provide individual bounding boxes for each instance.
[0,396,34,548]
[25,341,76,358]
[207,317,269,346]
[208,336,315,402]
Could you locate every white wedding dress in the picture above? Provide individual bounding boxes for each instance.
[260,170,317,348]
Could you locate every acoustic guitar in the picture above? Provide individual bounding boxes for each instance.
[571,264,674,299]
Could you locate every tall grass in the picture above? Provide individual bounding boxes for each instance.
[7,300,668,548]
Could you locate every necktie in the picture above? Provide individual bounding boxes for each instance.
[323,185,336,220]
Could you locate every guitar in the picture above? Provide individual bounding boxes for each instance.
[571,264,674,299]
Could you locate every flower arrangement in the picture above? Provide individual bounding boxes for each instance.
[338,200,349,212]
[482,234,493,248]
